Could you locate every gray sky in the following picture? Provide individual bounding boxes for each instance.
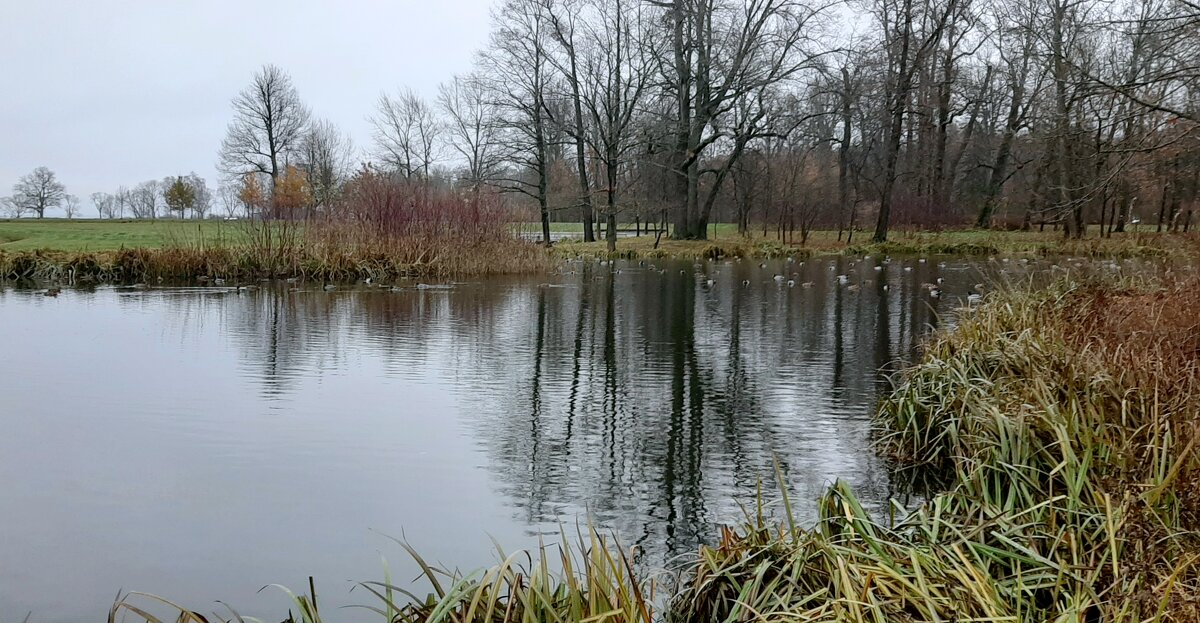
[1,0,494,216]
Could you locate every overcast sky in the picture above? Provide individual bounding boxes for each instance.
[1,0,494,216]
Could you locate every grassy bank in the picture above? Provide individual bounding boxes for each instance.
[112,276,1200,621]
[557,228,1197,260]
[2,220,1194,281]
[0,241,553,283]
[0,219,553,282]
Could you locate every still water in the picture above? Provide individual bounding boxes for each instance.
[0,255,1114,621]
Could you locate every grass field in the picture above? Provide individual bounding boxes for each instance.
[0,219,245,251]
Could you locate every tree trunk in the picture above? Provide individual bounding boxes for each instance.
[838,68,853,242]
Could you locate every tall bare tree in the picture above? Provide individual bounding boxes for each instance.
[299,119,354,214]
[577,0,651,250]
[128,180,160,219]
[481,0,558,245]
[218,64,311,195]
[371,88,440,179]
[870,0,961,242]
[438,73,503,191]
[545,0,600,241]
[91,192,117,219]
[650,0,822,239]
[62,194,80,219]
[8,167,66,219]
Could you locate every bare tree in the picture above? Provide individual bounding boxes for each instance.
[216,182,242,218]
[545,0,601,241]
[299,119,354,214]
[480,0,558,245]
[976,0,1043,227]
[647,0,824,239]
[8,167,66,219]
[576,0,651,250]
[870,0,961,242]
[113,186,131,219]
[438,73,503,191]
[218,64,311,194]
[91,192,117,219]
[189,174,213,219]
[62,194,81,219]
[128,180,160,219]
[371,88,440,179]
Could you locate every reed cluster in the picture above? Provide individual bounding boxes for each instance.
[671,280,1199,623]
[110,277,1200,622]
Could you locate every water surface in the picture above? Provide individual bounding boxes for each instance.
[0,255,1126,621]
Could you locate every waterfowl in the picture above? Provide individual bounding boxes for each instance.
[213,277,227,286]
[706,279,715,287]
[323,284,337,291]
[801,281,815,288]
[929,288,941,298]
[742,279,751,286]
[43,287,61,297]
[847,284,861,292]
[773,275,785,282]
[787,280,795,287]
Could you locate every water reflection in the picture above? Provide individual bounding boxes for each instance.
[1,255,1157,621]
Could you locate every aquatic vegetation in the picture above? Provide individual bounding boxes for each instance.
[111,528,655,623]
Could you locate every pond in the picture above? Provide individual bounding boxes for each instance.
[0,255,1136,621]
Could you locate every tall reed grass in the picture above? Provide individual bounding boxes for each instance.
[111,277,1200,622]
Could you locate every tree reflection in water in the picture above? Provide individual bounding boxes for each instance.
[179,256,976,564]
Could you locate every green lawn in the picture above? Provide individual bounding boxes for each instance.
[0,219,246,252]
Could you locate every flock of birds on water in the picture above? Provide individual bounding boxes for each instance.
[28,254,1162,302]
[555,255,1012,304]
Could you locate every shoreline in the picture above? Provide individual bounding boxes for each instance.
[2,228,1194,284]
